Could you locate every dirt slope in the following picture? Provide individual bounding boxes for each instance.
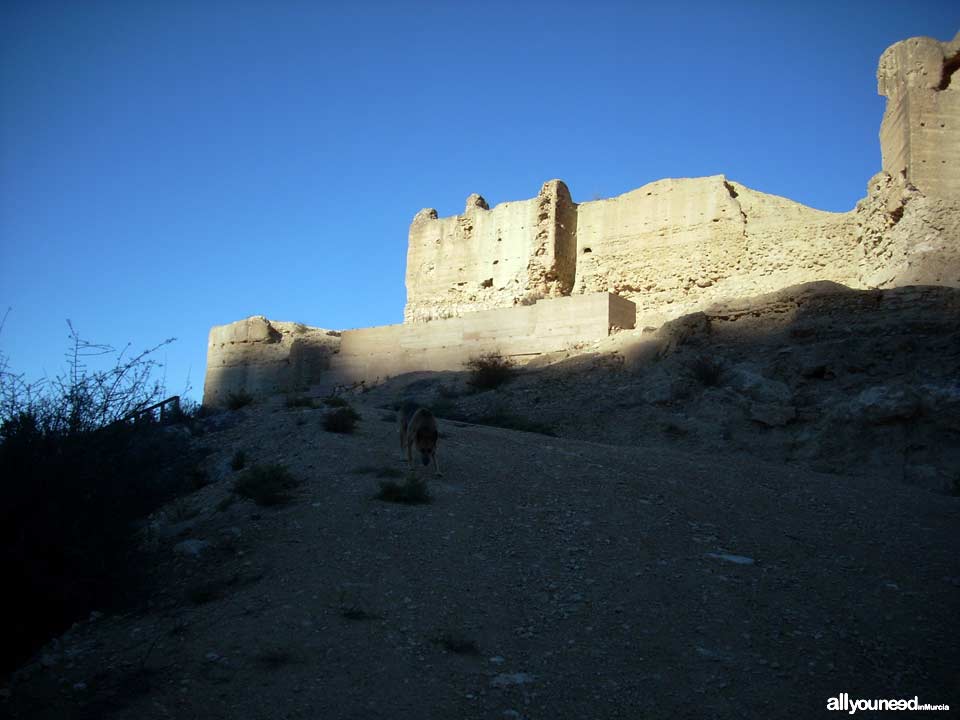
[7,396,958,719]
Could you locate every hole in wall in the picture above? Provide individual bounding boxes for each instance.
[937,51,960,90]
[480,278,493,288]
[582,247,592,254]
[493,260,499,265]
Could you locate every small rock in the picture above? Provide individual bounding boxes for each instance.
[489,656,506,664]
[850,385,920,423]
[174,539,211,558]
[490,672,535,688]
[749,401,796,427]
[705,553,755,566]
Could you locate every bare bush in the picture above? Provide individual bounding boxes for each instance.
[465,351,515,391]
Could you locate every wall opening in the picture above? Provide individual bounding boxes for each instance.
[937,50,960,90]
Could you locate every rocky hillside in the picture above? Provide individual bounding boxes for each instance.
[5,283,958,719]
[371,282,960,495]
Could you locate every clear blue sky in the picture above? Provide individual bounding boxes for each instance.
[1,1,957,403]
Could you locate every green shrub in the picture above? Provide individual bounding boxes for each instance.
[375,476,432,504]
[465,352,515,390]
[472,409,556,436]
[233,463,299,506]
[285,395,317,409]
[323,406,360,433]
[351,465,404,479]
[433,632,480,655]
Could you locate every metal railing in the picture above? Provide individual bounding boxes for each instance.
[126,395,181,424]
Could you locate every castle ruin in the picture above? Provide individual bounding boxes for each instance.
[203,32,959,408]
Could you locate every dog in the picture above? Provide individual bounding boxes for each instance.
[399,401,442,476]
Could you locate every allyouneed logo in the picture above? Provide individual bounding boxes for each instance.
[827,693,950,714]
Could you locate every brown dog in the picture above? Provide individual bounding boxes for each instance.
[399,401,442,476]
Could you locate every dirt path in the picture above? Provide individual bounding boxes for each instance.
[7,399,958,719]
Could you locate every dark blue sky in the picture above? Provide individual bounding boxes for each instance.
[1,1,957,402]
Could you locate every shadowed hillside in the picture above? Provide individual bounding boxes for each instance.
[5,284,958,719]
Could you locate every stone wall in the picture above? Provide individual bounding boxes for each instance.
[406,175,861,328]
[202,295,635,406]
[203,316,340,406]
[856,170,960,288]
[878,32,960,200]
[332,292,634,384]
[573,176,860,327]
[404,180,577,323]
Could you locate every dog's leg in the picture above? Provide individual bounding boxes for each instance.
[433,450,442,477]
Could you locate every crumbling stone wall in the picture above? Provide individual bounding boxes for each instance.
[878,32,960,200]
[404,181,577,323]
[406,175,861,328]
[401,33,958,327]
[856,170,960,288]
[573,176,860,326]
[202,316,340,406]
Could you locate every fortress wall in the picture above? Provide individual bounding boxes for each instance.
[333,292,635,383]
[203,33,960,408]
[878,33,960,200]
[202,316,340,407]
[403,181,577,323]
[572,176,858,326]
[859,32,960,290]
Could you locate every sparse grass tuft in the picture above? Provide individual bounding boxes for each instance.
[662,422,689,437]
[352,465,404,479]
[216,494,236,512]
[340,607,379,621]
[472,409,556,436]
[323,406,360,433]
[233,463,299,506]
[433,632,480,656]
[322,395,348,408]
[285,395,317,409]
[225,390,254,410]
[465,351,515,391]
[254,647,297,670]
[375,475,432,504]
[230,449,247,471]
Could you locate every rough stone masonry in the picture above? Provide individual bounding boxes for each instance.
[203,32,959,407]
